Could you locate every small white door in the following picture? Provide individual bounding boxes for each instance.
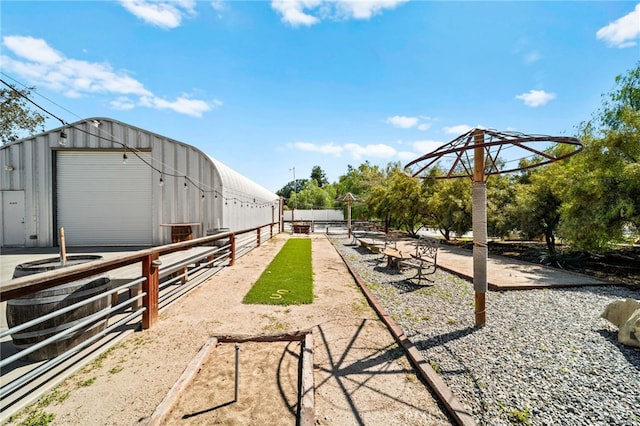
[2,191,25,246]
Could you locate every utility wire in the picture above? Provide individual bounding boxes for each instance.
[1,74,278,207]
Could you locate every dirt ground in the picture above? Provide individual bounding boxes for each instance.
[12,234,451,425]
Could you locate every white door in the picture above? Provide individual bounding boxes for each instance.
[56,152,153,246]
[2,191,25,246]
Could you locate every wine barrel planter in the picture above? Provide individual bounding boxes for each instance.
[6,255,112,362]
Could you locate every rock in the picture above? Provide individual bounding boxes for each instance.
[618,308,640,348]
[601,299,640,326]
[601,299,640,348]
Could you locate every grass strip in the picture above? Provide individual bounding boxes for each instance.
[243,238,313,305]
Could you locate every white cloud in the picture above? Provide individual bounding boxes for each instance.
[140,95,212,117]
[119,0,196,29]
[443,124,474,134]
[290,141,396,160]
[290,137,446,163]
[336,0,409,20]
[386,115,418,128]
[292,142,344,155]
[271,0,407,27]
[596,4,640,48]
[3,36,62,64]
[515,89,556,107]
[386,115,432,130]
[211,1,225,12]
[271,0,321,27]
[110,97,137,110]
[345,143,396,160]
[397,150,419,162]
[523,51,541,64]
[413,140,443,154]
[2,35,215,118]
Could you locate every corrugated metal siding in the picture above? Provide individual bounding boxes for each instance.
[208,156,277,231]
[56,151,152,246]
[0,117,280,247]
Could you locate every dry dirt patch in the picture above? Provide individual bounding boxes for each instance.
[11,234,451,426]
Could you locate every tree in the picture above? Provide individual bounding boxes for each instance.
[293,179,335,209]
[310,165,329,187]
[0,84,47,144]
[557,62,640,250]
[367,170,428,235]
[425,177,472,241]
[486,174,519,239]
[510,168,562,253]
[276,178,308,207]
[334,161,386,220]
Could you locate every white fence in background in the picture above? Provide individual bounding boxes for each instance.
[283,209,344,222]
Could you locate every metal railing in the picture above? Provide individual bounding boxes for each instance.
[0,222,278,420]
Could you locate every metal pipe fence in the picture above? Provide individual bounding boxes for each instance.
[0,222,279,421]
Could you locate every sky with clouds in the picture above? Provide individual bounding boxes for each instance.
[2,1,639,192]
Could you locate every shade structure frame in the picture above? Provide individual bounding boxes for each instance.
[405,128,584,180]
[405,128,583,327]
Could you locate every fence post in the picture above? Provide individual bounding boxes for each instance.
[230,234,236,266]
[142,252,160,329]
[257,228,261,247]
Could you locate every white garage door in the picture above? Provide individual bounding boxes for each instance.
[57,151,152,246]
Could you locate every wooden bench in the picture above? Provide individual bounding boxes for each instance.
[399,237,439,284]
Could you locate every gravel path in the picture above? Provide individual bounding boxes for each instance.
[331,237,640,426]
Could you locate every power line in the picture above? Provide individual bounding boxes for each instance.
[1,74,279,207]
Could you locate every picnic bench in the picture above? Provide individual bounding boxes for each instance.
[398,237,439,284]
[382,247,412,268]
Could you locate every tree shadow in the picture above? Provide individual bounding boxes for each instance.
[313,318,447,424]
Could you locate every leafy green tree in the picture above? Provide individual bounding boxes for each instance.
[293,179,335,209]
[310,165,329,187]
[486,174,519,238]
[367,170,428,235]
[276,178,308,207]
[558,62,640,250]
[334,161,386,220]
[425,177,472,240]
[510,168,562,253]
[0,84,47,144]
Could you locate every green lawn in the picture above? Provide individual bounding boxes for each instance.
[243,238,313,305]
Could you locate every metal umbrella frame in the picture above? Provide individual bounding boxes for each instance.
[405,128,583,327]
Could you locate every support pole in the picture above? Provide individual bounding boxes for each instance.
[142,252,160,329]
[473,129,487,327]
[234,343,240,402]
[347,199,352,237]
[59,227,67,266]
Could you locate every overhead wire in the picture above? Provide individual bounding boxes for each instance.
[0,75,279,208]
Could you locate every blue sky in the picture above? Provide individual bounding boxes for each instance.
[2,1,639,193]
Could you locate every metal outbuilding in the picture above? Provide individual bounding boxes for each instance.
[0,117,280,247]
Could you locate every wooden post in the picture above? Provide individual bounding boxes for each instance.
[473,129,487,327]
[59,227,67,266]
[230,233,236,266]
[142,252,160,329]
[347,199,352,238]
[257,228,261,247]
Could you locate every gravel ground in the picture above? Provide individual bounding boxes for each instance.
[330,236,640,426]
